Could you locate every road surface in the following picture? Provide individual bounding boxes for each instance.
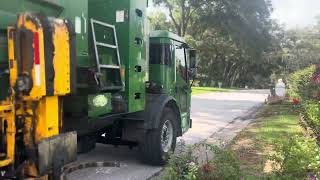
[67,90,269,180]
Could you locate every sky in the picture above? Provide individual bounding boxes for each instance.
[271,0,320,29]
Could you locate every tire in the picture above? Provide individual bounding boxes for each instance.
[140,108,177,165]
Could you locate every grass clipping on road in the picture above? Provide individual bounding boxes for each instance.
[192,87,234,95]
[231,102,320,179]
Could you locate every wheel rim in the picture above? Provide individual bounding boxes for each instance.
[161,120,173,153]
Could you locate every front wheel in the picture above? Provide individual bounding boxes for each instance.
[140,108,177,165]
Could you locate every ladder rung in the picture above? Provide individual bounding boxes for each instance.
[91,19,115,29]
[96,42,117,49]
[100,65,120,69]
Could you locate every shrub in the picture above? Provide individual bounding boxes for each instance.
[164,143,199,180]
[287,65,316,100]
[287,65,320,137]
[269,135,320,179]
[302,101,320,136]
[164,142,242,180]
[198,144,242,180]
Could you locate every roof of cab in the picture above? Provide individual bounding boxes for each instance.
[150,30,185,43]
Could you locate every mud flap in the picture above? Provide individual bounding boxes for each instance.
[37,132,77,175]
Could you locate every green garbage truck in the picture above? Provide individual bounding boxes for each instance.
[0,0,196,178]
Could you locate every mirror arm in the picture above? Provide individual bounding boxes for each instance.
[189,68,197,87]
[190,77,195,87]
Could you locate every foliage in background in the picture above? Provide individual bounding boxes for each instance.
[148,1,320,88]
[282,28,320,73]
[148,0,285,88]
[153,0,205,37]
[148,11,174,31]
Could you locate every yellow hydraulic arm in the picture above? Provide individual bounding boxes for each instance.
[0,13,77,179]
[0,99,15,168]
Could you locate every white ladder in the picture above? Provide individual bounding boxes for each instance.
[90,19,122,90]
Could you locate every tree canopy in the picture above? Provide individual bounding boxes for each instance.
[149,0,319,88]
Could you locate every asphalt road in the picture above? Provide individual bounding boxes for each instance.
[67,90,269,180]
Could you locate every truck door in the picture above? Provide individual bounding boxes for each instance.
[175,45,191,132]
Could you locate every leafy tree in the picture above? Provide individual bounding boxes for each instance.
[200,0,273,56]
[282,27,320,73]
[148,11,174,31]
[151,0,308,88]
[192,0,277,87]
[153,0,205,36]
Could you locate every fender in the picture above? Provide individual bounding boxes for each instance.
[144,94,182,136]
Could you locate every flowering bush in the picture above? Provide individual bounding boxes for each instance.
[302,101,320,136]
[313,73,320,84]
[312,65,320,85]
[164,142,242,180]
[287,65,320,137]
[164,142,199,180]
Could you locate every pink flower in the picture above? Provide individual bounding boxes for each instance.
[313,64,320,84]
[313,74,320,84]
[292,99,300,106]
[309,175,317,180]
[202,163,211,173]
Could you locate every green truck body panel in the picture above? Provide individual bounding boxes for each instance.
[0,0,191,133]
[150,30,186,44]
[89,0,147,113]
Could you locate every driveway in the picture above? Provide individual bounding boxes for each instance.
[67,90,269,180]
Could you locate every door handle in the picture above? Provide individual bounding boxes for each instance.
[82,12,87,34]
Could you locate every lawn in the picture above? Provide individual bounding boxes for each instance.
[192,87,235,95]
[231,102,305,178]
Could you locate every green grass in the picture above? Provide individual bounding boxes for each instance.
[192,87,235,95]
[254,103,303,144]
[256,114,303,144]
[231,102,304,178]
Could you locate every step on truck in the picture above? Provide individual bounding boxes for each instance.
[0,0,197,179]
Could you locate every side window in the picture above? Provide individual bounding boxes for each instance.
[150,43,173,66]
[150,44,162,64]
[164,44,173,65]
[176,46,187,81]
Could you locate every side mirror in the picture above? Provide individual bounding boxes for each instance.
[188,49,197,79]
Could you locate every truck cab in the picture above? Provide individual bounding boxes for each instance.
[149,31,193,133]
[136,31,196,165]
